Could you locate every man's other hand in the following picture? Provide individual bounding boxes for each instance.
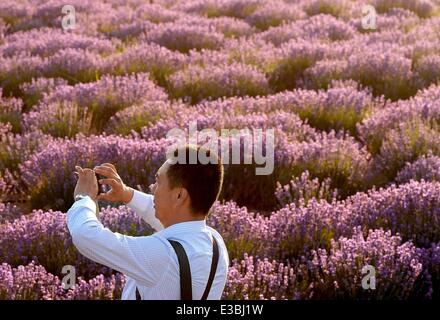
[93,163,134,204]
[73,166,99,201]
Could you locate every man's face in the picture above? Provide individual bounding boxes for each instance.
[150,161,174,222]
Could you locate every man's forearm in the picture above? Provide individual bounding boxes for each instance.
[124,188,164,231]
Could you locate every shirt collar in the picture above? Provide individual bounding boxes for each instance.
[159,219,207,237]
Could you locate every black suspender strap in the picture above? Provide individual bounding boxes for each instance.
[168,239,193,300]
[135,236,220,300]
[135,285,141,300]
[201,236,219,300]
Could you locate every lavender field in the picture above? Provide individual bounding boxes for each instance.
[1,0,440,300]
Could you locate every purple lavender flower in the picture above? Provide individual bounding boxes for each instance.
[275,170,339,208]
[345,50,416,100]
[0,54,45,96]
[0,128,53,172]
[0,88,23,132]
[350,8,420,33]
[371,119,440,182]
[303,0,356,18]
[0,201,22,224]
[208,201,270,260]
[245,1,305,30]
[346,180,440,247]
[19,77,68,109]
[414,54,440,87]
[268,39,328,91]
[173,0,262,19]
[373,0,434,18]
[222,254,299,300]
[297,228,425,299]
[40,49,105,84]
[103,43,187,87]
[141,22,226,53]
[24,73,167,135]
[282,130,371,196]
[105,100,184,136]
[257,14,356,46]
[0,27,117,58]
[0,261,126,300]
[396,153,440,184]
[175,15,255,38]
[134,3,183,24]
[169,62,271,104]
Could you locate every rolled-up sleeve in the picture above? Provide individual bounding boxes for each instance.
[67,196,169,287]
[126,190,164,232]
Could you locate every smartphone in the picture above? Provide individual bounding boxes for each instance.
[95,172,106,195]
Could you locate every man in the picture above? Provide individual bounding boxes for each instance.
[67,144,229,300]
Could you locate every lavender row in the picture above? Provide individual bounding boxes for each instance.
[0,261,125,300]
[209,180,440,260]
[22,72,168,136]
[2,180,439,278]
[223,229,438,299]
[1,229,438,299]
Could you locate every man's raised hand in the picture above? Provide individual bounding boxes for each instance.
[93,163,134,204]
[73,165,99,201]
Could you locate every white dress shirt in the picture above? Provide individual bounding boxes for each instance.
[66,189,230,300]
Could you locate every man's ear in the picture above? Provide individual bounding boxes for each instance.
[176,188,189,202]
